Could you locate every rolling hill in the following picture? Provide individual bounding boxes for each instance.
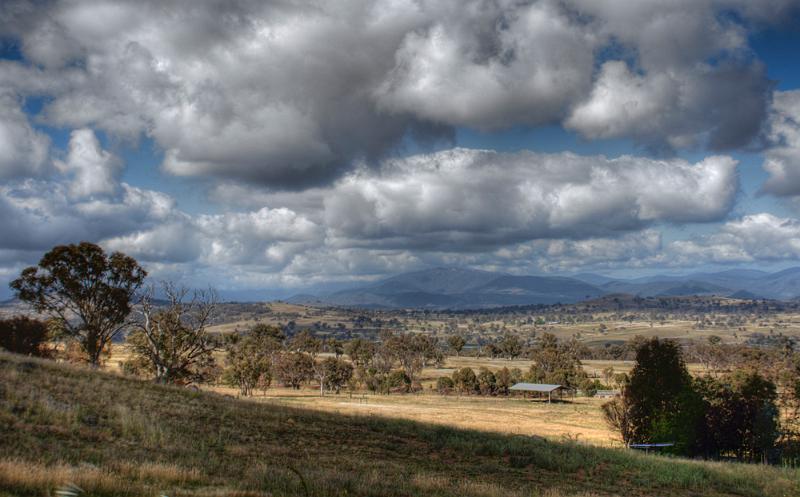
[293,267,605,309]
[1,351,798,497]
[578,268,800,301]
[288,266,800,309]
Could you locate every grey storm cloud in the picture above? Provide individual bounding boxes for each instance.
[761,90,800,197]
[0,0,792,187]
[0,179,175,252]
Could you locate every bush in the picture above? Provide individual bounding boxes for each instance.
[320,357,354,393]
[387,370,412,393]
[496,367,512,395]
[452,367,478,395]
[436,376,454,395]
[0,316,51,357]
[274,352,314,389]
[579,378,605,397]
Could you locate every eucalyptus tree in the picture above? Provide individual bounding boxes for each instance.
[11,242,146,366]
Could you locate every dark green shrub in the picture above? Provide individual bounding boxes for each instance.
[0,316,51,357]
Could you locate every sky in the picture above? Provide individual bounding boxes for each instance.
[2,0,800,300]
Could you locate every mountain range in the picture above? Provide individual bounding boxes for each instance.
[288,266,800,310]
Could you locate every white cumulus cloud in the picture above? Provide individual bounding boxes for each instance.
[54,128,122,198]
[0,90,50,179]
[323,149,738,249]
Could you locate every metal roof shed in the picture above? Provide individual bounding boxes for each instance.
[509,383,566,403]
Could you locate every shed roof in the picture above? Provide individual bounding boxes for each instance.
[509,383,564,392]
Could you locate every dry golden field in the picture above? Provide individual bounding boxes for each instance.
[104,345,713,450]
[210,385,618,446]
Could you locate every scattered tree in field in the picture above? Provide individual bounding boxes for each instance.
[612,372,630,389]
[345,338,376,368]
[288,330,322,356]
[325,338,345,357]
[316,357,353,395]
[125,283,218,384]
[602,366,615,386]
[483,342,501,358]
[274,352,314,389]
[477,367,497,395]
[527,333,586,388]
[495,367,512,395]
[223,342,271,396]
[579,378,605,397]
[384,332,441,383]
[11,242,146,366]
[689,336,727,374]
[363,343,394,394]
[625,337,705,455]
[498,333,523,359]
[223,325,283,396]
[695,371,779,461]
[447,334,466,356]
[249,323,286,344]
[0,316,51,357]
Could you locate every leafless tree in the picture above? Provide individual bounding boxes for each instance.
[601,395,634,446]
[125,282,218,384]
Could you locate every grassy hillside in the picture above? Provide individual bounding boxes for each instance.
[1,352,798,497]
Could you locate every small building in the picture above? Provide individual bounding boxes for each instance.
[509,383,567,403]
[595,389,620,399]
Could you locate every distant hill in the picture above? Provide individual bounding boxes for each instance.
[591,268,800,301]
[569,273,620,286]
[290,267,604,309]
[599,279,730,298]
[289,266,800,310]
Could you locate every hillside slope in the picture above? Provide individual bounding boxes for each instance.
[1,352,798,497]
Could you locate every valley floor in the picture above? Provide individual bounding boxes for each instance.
[209,386,615,447]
